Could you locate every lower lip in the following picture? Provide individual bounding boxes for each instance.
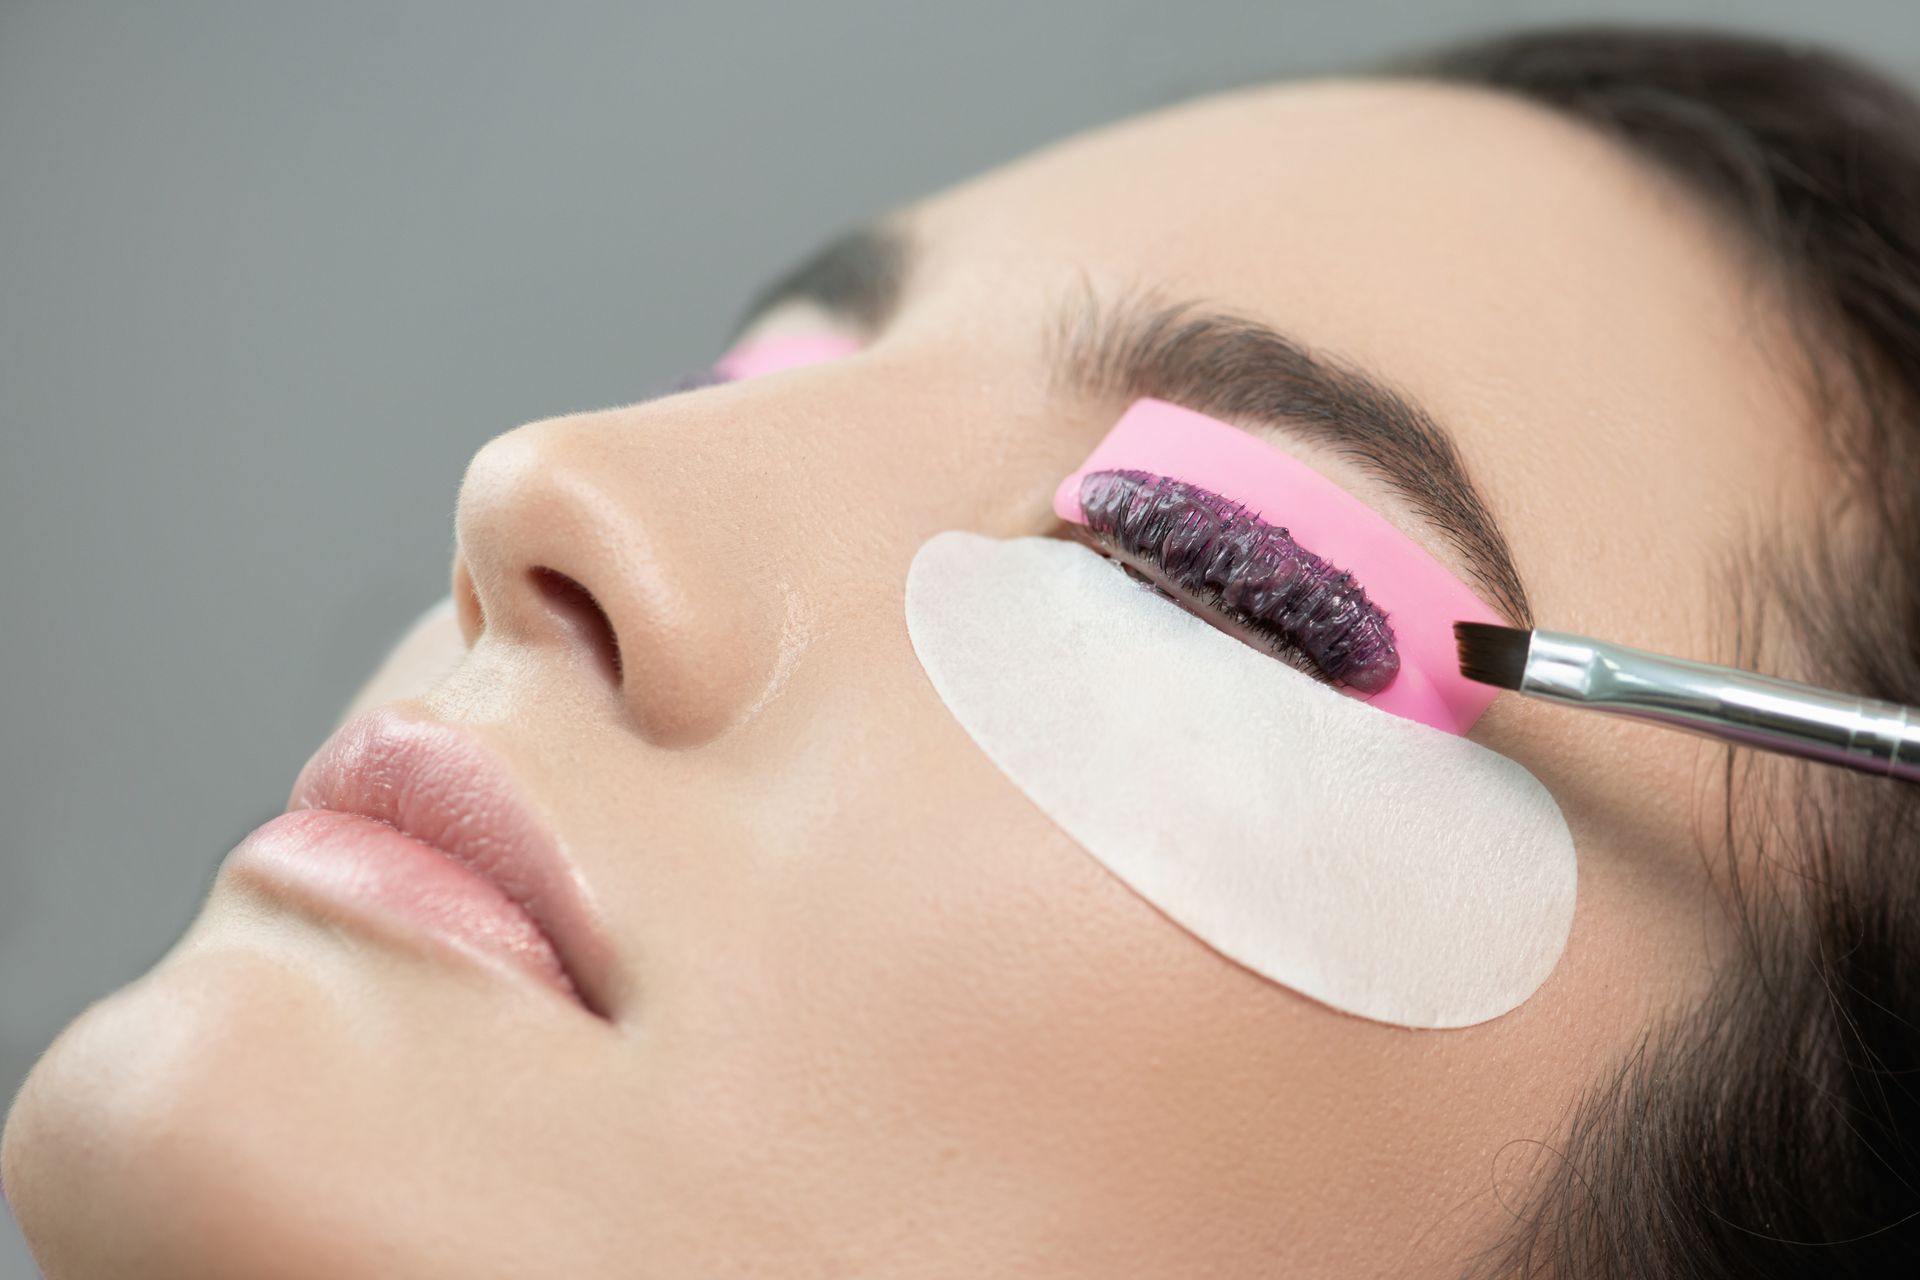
[227,808,583,1008]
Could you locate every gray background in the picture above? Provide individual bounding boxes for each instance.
[3,1,1917,1271]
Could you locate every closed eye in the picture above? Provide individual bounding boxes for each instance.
[1068,469,1401,695]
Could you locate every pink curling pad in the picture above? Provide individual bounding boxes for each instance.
[1053,397,1507,736]
[714,333,863,381]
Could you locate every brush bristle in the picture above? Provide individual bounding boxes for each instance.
[1453,621,1531,690]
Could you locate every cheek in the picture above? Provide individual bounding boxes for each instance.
[904,530,1578,1030]
[337,596,463,725]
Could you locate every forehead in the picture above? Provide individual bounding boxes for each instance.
[908,78,1820,648]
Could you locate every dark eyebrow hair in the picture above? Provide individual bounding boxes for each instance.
[726,223,914,343]
[1048,282,1533,624]
[730,225,1532,625]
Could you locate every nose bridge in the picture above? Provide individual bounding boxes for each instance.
[451,405,803,747]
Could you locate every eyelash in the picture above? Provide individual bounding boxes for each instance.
[1070,469,1400,693]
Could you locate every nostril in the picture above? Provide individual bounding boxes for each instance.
[453,557,486,645]
[529,566,623,684]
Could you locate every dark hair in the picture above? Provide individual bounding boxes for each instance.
[1382,25,1920,1278]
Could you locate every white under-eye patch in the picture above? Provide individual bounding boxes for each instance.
[904,531,1577,1030]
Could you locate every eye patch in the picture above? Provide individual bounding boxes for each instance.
[903,531,1578,1029]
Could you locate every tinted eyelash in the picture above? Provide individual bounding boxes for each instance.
[1076,469,1400,693]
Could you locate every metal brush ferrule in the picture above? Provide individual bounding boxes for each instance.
[1522,629,1920,781]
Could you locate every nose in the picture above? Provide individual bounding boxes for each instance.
[449,412,788,746]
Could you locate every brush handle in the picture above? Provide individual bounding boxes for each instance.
[1523,629,1920,781]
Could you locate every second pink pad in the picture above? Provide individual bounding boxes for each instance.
[1053,397,1506,736]
[715,333,863,381]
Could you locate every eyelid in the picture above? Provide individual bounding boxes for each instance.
[1053,398,1506,736]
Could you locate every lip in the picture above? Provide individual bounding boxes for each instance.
[226,707,617,1021]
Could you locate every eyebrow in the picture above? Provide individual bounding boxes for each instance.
[729,224,1533,625]
[728,223,914,341]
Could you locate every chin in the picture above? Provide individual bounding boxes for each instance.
[1,936,403,1279]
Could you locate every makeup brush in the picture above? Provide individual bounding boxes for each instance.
[1452,622,1920,781]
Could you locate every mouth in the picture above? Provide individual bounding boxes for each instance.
[226,706,617,1021]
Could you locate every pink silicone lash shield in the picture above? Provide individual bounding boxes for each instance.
[1053,397,1506,736]
[715,333,863,380]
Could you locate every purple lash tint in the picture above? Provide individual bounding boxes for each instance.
[1078,469,1401,693]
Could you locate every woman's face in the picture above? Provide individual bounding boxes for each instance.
[5,79,1818,1277]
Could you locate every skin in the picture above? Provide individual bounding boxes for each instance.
[1,79,1829,1277]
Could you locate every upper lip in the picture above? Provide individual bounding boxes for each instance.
[285,705,617,1021]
